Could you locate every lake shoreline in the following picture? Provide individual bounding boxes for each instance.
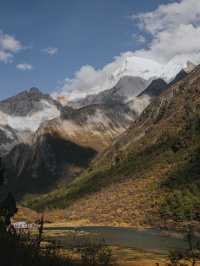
[44,225,189,252]
[44,220,200,238]
[43,224,191,265]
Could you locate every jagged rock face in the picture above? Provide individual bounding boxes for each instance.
[124,79,168,116]
[138,79,168,98]
[68,72,188,117]
[168,69,188,87]
[0,87,59,116]
[113,76,149,100]
[68,76,149,109]
[127,70,189,116]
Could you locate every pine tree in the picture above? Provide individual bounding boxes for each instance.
[0,158,17,228]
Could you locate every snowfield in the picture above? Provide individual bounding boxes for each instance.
[0,100,60,132]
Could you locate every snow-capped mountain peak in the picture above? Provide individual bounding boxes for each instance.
[160,55,196,81]
[110,55,162,81]
[110,54,197,83]
[0,88,62,154]
[54,53,197,105]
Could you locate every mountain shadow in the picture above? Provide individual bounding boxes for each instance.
[4,134,97,198]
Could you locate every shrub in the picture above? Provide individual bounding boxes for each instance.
[77,239,115,266]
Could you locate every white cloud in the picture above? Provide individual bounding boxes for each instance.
[132,33,146,44]
[52,65,107,101]
[0,31,23,63]
[137,35,146,44]
[0,51,13,63]
[132,0,200,63]
[16,63,33,71]
[0,32,22,52]
[54,0,200,102]
[134,24,200,63]
[42,47,58,56]
[133,0,200,34]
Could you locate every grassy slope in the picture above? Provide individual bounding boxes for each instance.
[23,66,200,226]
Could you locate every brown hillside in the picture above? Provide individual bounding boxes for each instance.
[24,66,200,228]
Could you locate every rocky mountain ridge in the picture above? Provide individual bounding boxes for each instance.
[1,89,137,196]
[0,88,62,155]
[0,58,195,199]
[24,64,200,228]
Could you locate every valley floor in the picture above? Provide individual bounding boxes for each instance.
[43,226,168,266]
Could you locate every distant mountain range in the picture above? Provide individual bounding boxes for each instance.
[0,55,196,217]
[0,69,188,159]
[0,88,137,196]
[56,53,196,104]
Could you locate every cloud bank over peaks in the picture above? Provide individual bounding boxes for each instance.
[53,52,196,104]
[54,0,200,104]
[52,52,163,103]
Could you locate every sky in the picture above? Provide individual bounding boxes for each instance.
[0,0,200,100]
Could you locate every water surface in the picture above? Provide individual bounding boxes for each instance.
[46,226,189,254]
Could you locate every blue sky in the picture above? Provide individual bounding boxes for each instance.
[0,0,174,100]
